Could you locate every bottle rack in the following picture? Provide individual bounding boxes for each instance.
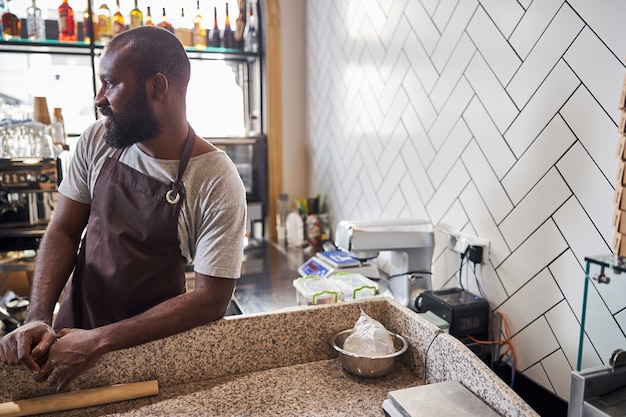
[0,6,268,218]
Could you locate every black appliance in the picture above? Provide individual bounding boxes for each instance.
[415,288,489,339]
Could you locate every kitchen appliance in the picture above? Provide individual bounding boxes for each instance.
[0,121,62,252]
[569,349,626,417]
[298,249,379,278]
[415,288,489,339]
[334,218,435,310]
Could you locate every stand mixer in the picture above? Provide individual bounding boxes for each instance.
[334,218,435,311]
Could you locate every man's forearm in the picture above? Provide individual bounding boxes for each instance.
[89,280,234,356]
[26,225,81,325]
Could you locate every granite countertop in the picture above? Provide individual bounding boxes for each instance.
[0,298,539,416]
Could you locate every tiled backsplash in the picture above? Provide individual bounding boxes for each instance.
[306,0,626,400]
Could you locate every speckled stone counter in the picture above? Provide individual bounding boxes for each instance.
[0,298,539,416]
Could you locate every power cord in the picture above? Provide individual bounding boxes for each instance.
[458,248,468,291]
[423,329,444,383]
[387,270,432,279]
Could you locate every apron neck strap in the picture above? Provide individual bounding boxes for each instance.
[175,125,195,184]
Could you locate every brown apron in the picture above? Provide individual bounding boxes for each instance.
[54,127,196,331]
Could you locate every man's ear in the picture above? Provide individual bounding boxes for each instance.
[148,73,168,101]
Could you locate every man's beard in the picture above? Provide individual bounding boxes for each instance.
[100,92,161,149]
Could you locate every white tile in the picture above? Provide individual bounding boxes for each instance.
[403,31,439,94]
[461,141,513,223]
[459,183,511,267]
[509,0,563,59]
[477,0,524,37]
[568,0,626,58]
[428,119,472,188]
[466,6,521,85]
[379,18,411,83]
[556,142,615,245]
[356,138,383,191]
[404,0,440,55]
[401,103,436,166]
[561,87,621,182]
[426,160,470,225]
[431,34,476,111]
[462,98,516,179]
[378,152,409,205]
[502,115,576,205]
[545,300,585,371]
[511,317,559,371]
[507,4,584,109]
[379,87,410,146]
[497,220,568,295]
[381,187,408,219]
[362,52,386,102]
[504,60,579,158]
[565,28,625,124]
[500,269,563,335]
[432,0,458,32]
[553,198,611,278]
[499,168,571,250]
[403,67,437,131]
[464,54,518,133]
[421,0,440,16]
[400,174,429,220]
[431,0,478,72]
[401,140,435,203]
[541,350,572,400]
[429,78,474,150]
[379,0,410,46]
[548,250,585,323]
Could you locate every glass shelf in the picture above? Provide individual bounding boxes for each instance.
[0,38,261,60]
[577,254,626,371]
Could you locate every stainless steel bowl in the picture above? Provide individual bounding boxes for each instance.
[332,329,408,378]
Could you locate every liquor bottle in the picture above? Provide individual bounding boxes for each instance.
[83,1,98,43]
[192,0,206,49]
[234,0,245,50]
[51,108,67,145]
[244,0,258,53]
[26,0,46,41]
[208,6,220,47]
[145,6,153,26]
[222,2,235,49]
[58,0,77,42]
[96,2,112,41]
[1,0,20,41]
[157,7,173,33]
[113,0,124,36]
[129,0,142,29]
[174,8,192,46]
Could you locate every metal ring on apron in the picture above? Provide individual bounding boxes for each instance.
[166,189,181,204]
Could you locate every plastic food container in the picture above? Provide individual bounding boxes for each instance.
[293,275,343,306]
[329,272,378,300]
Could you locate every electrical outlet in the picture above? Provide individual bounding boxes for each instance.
[444,230,490,264]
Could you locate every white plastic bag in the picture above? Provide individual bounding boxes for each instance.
[343,308,394,356]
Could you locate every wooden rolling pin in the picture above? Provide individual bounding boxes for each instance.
[0,380,159,417]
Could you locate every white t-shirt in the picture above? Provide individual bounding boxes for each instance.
[59,119,247,279]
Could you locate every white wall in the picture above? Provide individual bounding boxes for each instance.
[305,0,626,401]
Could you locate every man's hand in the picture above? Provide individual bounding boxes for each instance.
[33,328,104,392]
[0,321,57,373]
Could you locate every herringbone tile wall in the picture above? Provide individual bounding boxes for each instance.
[306,0,626,400]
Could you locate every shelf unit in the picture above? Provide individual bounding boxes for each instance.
[0,25,269,232]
